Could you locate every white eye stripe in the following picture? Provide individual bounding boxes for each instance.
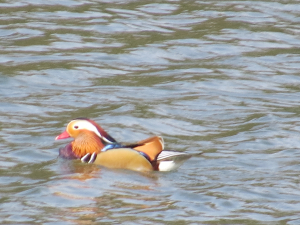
[69,120,113,143]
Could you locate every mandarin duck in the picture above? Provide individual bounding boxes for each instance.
[56,118,198,172]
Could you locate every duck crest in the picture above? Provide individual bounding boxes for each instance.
[72,132,104,158]
[78,118,117,144]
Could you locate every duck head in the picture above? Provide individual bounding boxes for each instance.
[56,118,117,158]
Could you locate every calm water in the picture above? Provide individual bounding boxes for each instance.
[1,0,300,224]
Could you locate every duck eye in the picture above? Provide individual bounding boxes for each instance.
[74,125,79,129]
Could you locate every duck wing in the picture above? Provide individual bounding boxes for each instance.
[157,151,202,171]
[125,136,164,161]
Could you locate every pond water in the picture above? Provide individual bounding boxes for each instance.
[1,0,300,224]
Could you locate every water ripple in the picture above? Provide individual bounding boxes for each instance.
[0,0,300,224]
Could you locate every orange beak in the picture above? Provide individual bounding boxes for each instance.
[55,130,71,140]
